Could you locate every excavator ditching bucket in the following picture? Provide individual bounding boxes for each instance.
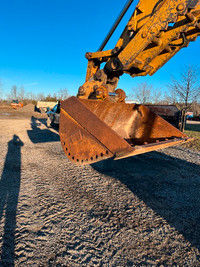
[59,96,192,165]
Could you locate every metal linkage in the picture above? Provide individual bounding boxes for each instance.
[84,0,200,99]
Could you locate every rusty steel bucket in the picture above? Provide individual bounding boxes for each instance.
[59,96,192,165]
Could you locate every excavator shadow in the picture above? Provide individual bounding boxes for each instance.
[92,151,200,251]
[27,116,60,144]
[37,118,59,131]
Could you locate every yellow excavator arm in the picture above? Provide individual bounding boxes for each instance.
[59,0,200,165]
[80,0,200,100]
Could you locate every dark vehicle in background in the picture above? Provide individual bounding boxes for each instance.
[145,105,181,129]
[46,101,61,127]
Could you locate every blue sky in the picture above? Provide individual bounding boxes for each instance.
[0,0,199,99]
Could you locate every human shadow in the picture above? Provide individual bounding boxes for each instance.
[0,135,24,266]
[92,151,200,250]
[27,116,60,143]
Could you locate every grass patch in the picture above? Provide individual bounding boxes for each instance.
[182,122,200,151]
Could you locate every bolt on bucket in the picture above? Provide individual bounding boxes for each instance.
[59,96,192,165]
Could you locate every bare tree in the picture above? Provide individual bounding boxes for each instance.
[36,93,45,101]
[168,65,200,108]
[129,82,152,104]
[25,91,36,101]
[152,88,162,104]
[30,92,35,101]
[10,85,18,100]
[18,86,25,101]
[164,89,178,104]
[45,94,57,102]
[168,65,200,130]
[57,88,70,100]
[190,101,200,117]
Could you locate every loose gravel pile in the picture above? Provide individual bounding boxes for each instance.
[0,104,47,119]
[17,104,47,119]
[0,116,200,266]
[18,103,36,113]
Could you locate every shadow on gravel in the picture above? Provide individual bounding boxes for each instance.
[27,116,60,143]
[92,151,200,251]
[37,118,59,132]
[0,135,24,266]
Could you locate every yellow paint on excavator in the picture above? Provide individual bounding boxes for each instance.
[59,0,199,164]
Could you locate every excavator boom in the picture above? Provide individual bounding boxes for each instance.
[60,0,199,164]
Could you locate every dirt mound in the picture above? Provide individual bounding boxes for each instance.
[14,104,47,118]
[18,104,36,113]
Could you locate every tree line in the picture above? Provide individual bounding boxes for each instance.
[6,86,70,104]
[128,65,200,117]
[1,65,199,116]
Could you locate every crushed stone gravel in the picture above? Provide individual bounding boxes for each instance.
[0,116,199,266]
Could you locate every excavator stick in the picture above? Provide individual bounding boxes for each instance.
[59,97,192,165]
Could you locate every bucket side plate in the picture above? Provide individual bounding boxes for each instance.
[59,97,132,165]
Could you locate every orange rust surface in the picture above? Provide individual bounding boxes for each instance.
[60,97,190,165]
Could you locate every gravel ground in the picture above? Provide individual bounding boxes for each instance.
[0,111,200,266]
